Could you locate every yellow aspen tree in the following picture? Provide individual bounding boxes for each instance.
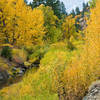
[62,15,76,49]
[37,5,62,43]
[13,0,45,46]
[0,0,45,47]
[0,0,9,44]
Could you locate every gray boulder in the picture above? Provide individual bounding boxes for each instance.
[83,81,100,100]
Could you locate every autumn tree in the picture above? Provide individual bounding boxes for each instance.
[0,0,9,44]
[38,4,62,43]
[62,15,76,49]
[0,0,45,47]
[89,0,96,8]
[14,0,45,46]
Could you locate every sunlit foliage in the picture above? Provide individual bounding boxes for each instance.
[63,0,100,100]
[38,5,62,43]
[89,0,96,8]
[1,0,100,100]
[62,15,77,49]
[0,42,74,100]
[0,0,45,46]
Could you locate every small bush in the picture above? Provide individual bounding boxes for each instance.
[26,45,49,64]
[1,46,12,60]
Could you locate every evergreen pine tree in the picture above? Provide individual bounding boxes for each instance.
[75,7,80,15]
[71,9,76,17]
[24,0,27,4]
[30,0,66,19]
[60,2,66,14]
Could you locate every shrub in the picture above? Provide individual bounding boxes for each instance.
[63,55,100,100]
[26,44,49,64]
[1,46,12,60]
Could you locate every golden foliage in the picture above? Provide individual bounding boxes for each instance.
[62,15,76,41]
[62,15,77,49]
[63,1,100,100]
[0,0,45,46]
[38,5,61,43]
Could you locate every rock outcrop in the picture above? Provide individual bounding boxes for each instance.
[83,81,100,100]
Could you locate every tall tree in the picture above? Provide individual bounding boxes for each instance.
[75,7,80,15]
[60,2,66,14]
[38,5,62,43]
[31,0,45,8]
[0,0,45,46]
[24,0,27,3]
[71,9,76,18]
[83,2,88,12]
[0,0,12,43]
[82,2,89,16]
[62,16,76,49]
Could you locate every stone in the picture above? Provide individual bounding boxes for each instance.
[83,81,100,100]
